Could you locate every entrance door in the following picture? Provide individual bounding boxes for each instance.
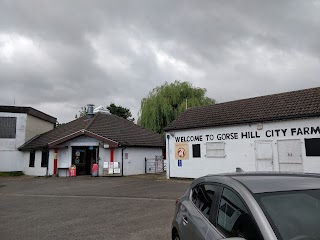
[72,147,99,175]
[255,141,273,171]
[277,140,303,172]
[72,148,87,175]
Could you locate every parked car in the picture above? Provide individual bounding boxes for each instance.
[172,172,320,240]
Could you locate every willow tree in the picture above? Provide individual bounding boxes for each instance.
[138,81,215,134]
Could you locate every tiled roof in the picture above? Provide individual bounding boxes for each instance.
[19,113,164,150]
[164,87,320,131]
[0,105,56,124]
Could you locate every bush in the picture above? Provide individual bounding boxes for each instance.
[0,171,24,177]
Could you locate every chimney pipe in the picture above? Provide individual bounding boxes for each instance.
[87,104,94,119]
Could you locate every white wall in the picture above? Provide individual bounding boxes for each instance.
[0,113,27,171]
[57,136,101,169]
[0,151,26,171]
[166,117,320,179]
[26,115,55,142]
[98,147,162,176]
[23,150,54,176]
[123,147,162,176]
[21,135,163,176]
[0,112,55,172]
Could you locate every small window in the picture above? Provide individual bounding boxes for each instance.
[192,144,201,158]
[305,138,320,156]
[0,117,16,138]
[41,151,49,167]
[217,188,261,240]
[191,184,216,220]
[29,152,35,167]
[206,142,225,158]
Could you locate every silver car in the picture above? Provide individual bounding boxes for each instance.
[172,172,320,240]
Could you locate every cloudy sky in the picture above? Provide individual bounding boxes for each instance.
[0,1,319,123]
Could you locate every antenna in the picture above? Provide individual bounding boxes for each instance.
[13,97,15,106]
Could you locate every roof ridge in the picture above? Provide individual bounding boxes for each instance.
[84,112,100,130]
[186,86,320,112]
[217,86,319,106]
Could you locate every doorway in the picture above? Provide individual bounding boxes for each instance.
[255,141,273,171]
[277,139,303,172]
[72,146,99,175]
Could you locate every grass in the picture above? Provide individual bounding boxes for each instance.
[0,171,25,177]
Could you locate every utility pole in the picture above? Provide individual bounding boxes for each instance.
[186,98,188,110]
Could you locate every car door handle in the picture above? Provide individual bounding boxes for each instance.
[182,216,188,225]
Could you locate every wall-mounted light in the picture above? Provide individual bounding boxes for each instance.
[257,123,263,130]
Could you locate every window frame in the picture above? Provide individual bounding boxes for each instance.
[0,117,17,139]
[41,150,49,168]
[190,183,223,224]
[29,151,35,168]
[215,186,263,240]
[206,142,226,158]
[255,190,320,240]
[305,138,320,156]
[192,144,201,158]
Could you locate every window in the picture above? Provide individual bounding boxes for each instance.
[256,190,320,240]
[29,152,35,167]
[206,142,225,157]
[191,184,217,220]
[305,138,320,156]
[41,151,49,167]
[192,144,201,158]
[217,188,261,240]
[0,117,16,138]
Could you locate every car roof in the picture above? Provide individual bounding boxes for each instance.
[203,172,320,194]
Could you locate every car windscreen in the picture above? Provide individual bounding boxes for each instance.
[255,190,320,240]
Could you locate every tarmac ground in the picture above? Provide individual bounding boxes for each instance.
[0,175,191,240]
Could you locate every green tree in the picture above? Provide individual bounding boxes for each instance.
[75,106,87,119]
[107,103,134,121]
[138,81,215,134]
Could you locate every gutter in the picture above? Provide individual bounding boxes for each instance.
[18,134,40,151]
[121,146,127,176]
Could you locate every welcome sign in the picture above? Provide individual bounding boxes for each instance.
[174,126,320,143]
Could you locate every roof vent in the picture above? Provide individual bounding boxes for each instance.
[93,106,111,115]
[87,104,94,119]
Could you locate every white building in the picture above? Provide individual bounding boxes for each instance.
[19,106,164,176]
[165,87,320,179]
[0,106,56,172]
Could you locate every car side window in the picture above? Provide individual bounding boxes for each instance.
[191,184,216,220]
[217,188,261,240]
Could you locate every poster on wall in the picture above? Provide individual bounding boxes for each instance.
[108,162,114,174]
[102,161,122,176]
[175,142,189,160]
[102,162,109,176]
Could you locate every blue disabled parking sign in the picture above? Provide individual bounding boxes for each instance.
[178,160,182,167]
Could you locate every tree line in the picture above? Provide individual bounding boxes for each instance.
[75,81,215,134]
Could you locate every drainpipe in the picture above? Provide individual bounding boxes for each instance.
[166,135,170,179]
[46,149,50,177]
[121,146,127,176]
[96,147,99,177]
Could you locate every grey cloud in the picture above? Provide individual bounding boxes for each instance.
[0,0,320,123]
